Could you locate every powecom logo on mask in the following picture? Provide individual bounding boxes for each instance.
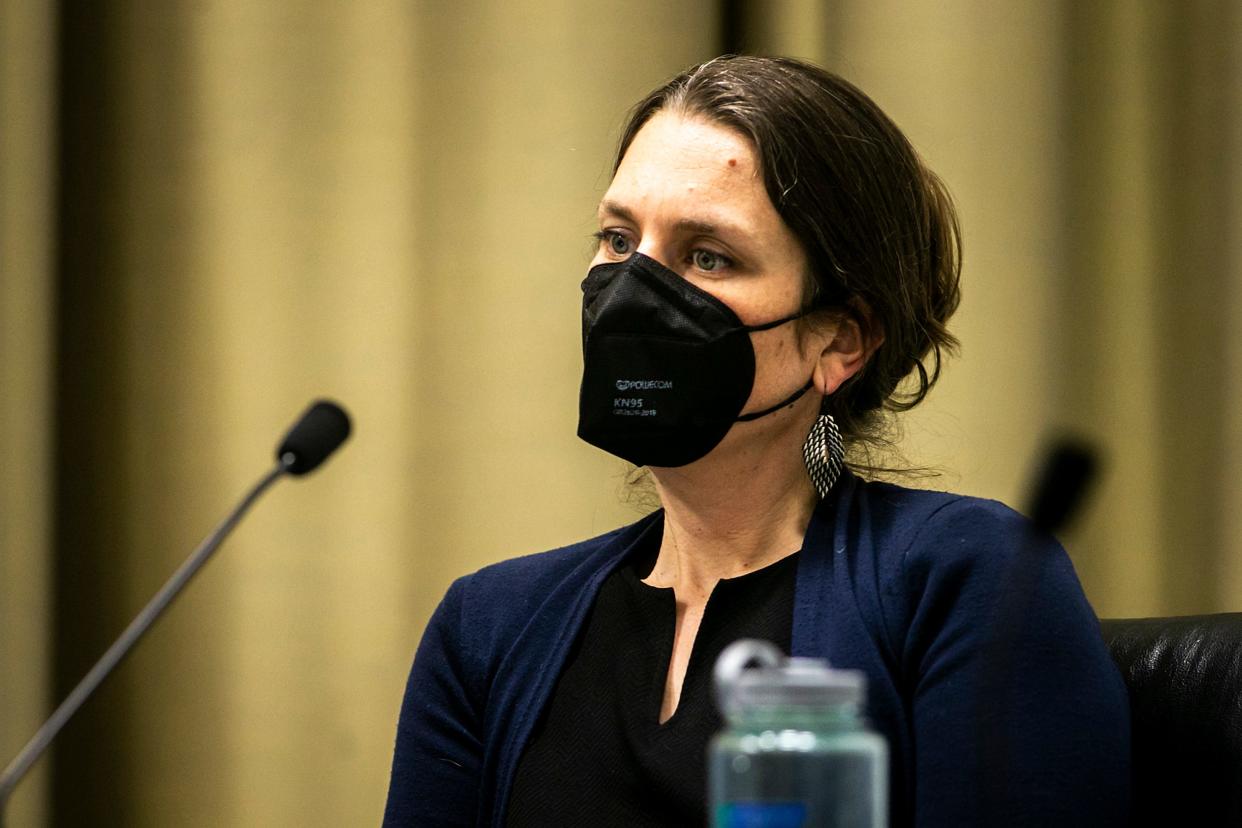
[577,253,812,468]
[615,379,673,391]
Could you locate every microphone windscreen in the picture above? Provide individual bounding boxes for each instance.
[277,400,352,475]
[1025,439,1098,534]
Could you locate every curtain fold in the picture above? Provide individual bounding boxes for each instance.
[1056,0,1241,615]
[0,2,55,827]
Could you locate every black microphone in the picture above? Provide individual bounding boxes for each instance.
[1025,438,1098,534]
[0,399,352,822]
[278,400,352,475]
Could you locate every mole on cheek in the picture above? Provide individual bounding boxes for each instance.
[727,158,738,167]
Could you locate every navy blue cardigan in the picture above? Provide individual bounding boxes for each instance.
[383,472,1130,826]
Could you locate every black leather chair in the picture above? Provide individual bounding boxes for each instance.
[1101,614,1242,826]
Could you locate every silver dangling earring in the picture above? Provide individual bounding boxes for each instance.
[803,410,844,499]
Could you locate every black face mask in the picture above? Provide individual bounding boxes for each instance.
[577,252,813,467]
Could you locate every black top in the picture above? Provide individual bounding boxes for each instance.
[506,535,798,826]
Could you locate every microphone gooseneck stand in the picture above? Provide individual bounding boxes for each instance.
[0,399,351,827]
[0,460,289,826]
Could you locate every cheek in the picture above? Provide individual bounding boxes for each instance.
[751,330,805,381]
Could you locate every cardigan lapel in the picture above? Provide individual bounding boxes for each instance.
[483,511,664,825]
[791,471,855,659]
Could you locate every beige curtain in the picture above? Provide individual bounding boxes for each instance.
[1,1,1238,825]
[2,2,55,826]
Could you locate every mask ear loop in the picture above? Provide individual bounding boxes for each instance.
[734,378,814,422]
[738,307,812,334]
[733,301,819,423]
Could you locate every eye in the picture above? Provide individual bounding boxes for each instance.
[691,248,731,273]
[594,230,634,258]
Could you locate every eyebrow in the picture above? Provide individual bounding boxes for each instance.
[598,199,733,237]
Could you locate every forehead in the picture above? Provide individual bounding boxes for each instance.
[603,112,775,224]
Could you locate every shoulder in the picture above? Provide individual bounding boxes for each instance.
[839,477,1097,640]
[848,478,1049,583]
[843,477,1101,664]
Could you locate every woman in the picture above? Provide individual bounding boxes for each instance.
[383,56,1130,827]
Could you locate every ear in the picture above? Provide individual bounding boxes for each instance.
[812,310,883,397]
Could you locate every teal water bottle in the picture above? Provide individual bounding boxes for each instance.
[710,639,888,827]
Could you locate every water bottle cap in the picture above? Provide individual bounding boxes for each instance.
[714,639,866,714]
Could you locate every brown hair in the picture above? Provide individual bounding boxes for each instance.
[616,55,962,458]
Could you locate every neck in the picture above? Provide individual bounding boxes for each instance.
[645,412,818,603]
